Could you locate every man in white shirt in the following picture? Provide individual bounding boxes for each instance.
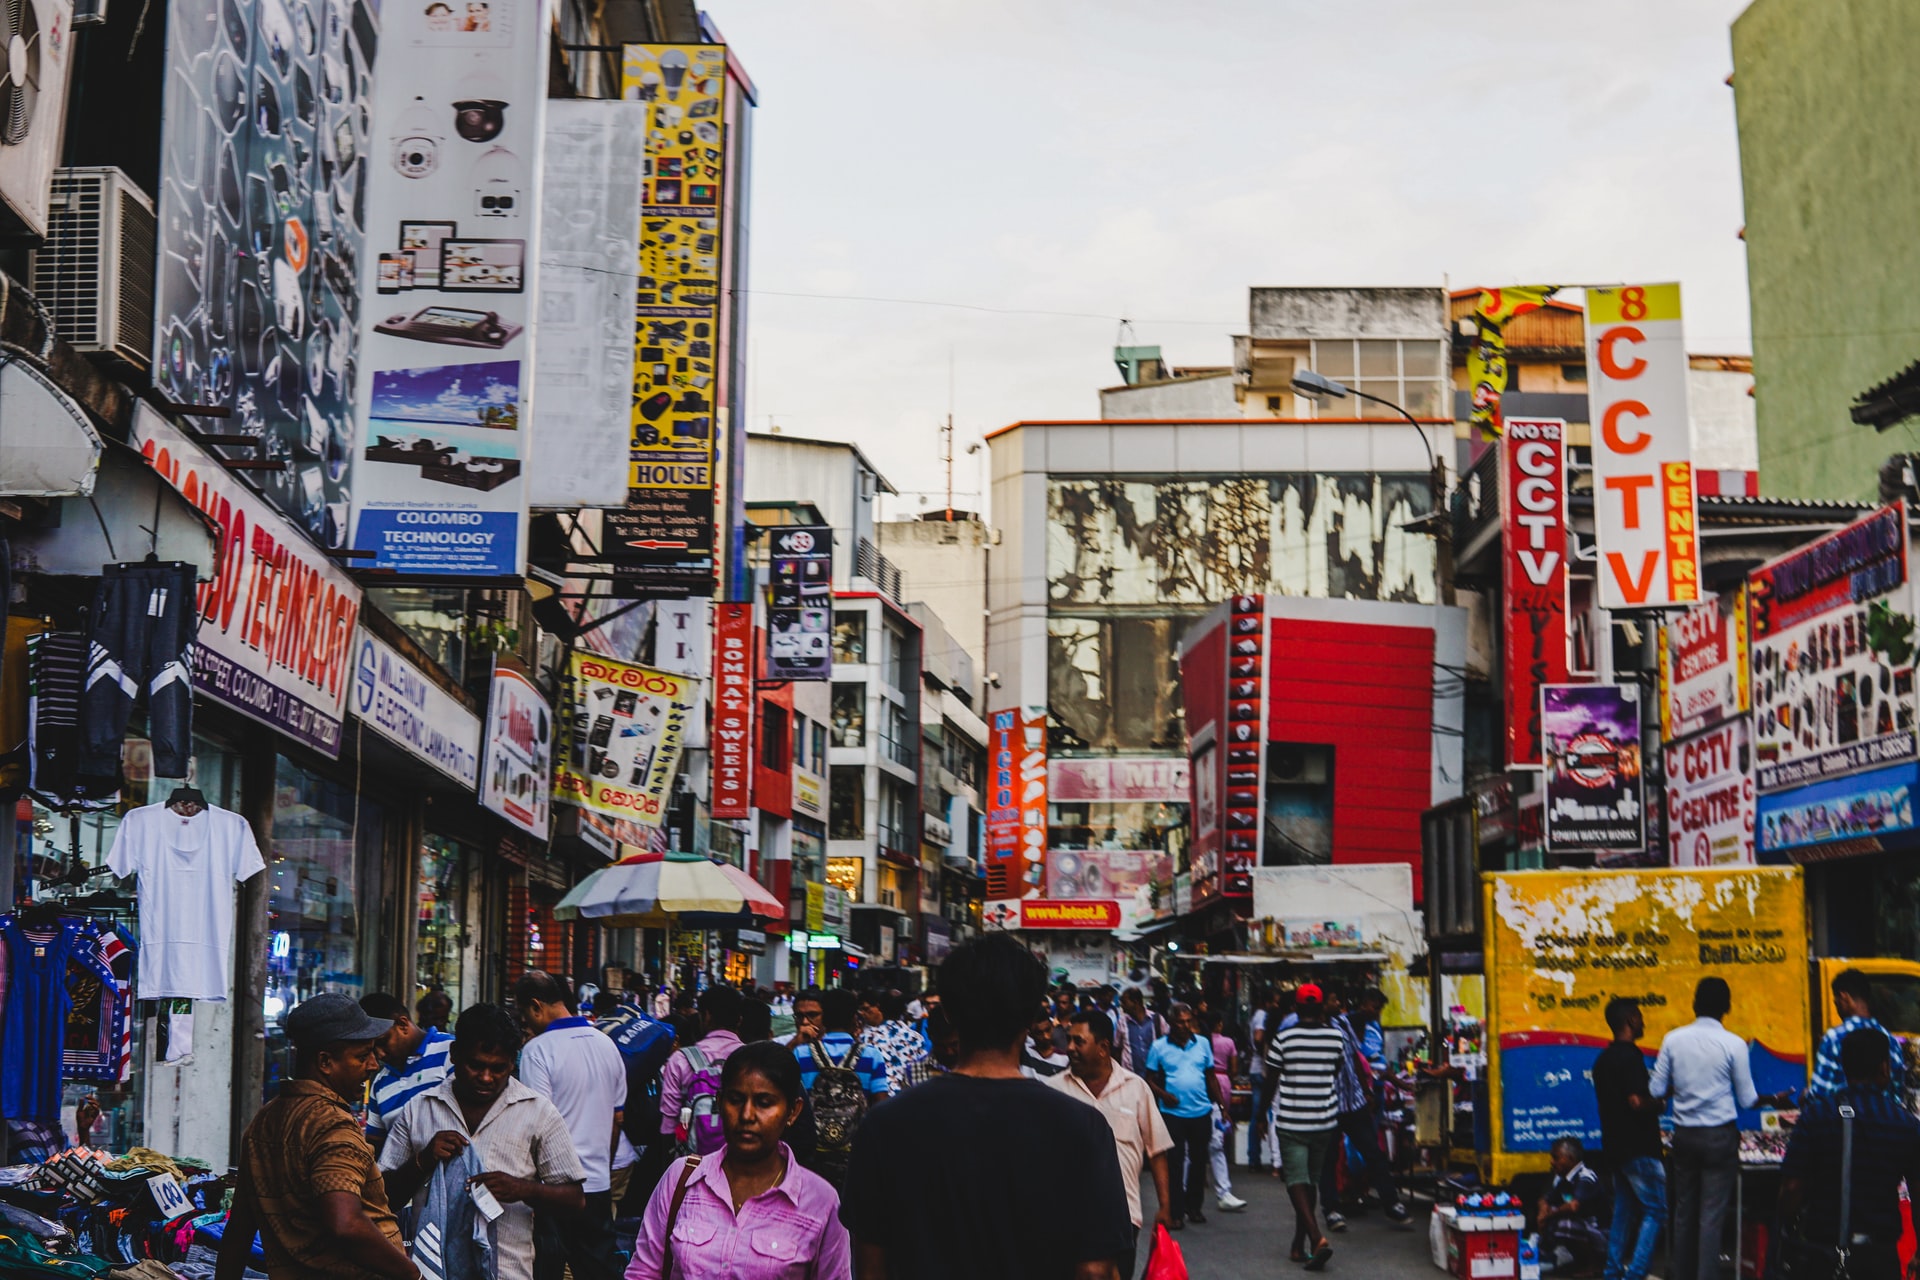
[1049,1009,1172,1280]
[515,970,626,1280]
[1650,977,1796,1280]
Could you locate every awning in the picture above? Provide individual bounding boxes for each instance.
[11,440,219,579]
[0,354,104,497]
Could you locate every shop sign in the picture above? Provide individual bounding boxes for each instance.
[710,603,754,819]
[351,629,481,788]
[766,526,833,680]
[1043,935,1113,986]
[1016,899,1122,930]
[1757,759,1916,857]
[1658,589,1749,742]
[1586,284,1700,609]
[482,660,553,839]
[732,928,766,955]
[1542,684,1645,853]
[554,651,697,827]
[878,925,895,963]
[804,881,826,932]
[1280,919,1365,949]
[1500,419,1569,768]
[1048,758,1189,803]
[1222,593,1267,892]
[1666,718,1755,866]
[132,409,361,757]
[1749,503,1916,794]
[1047,848,1173,932]
[985,706,1047,902]
[348,0,551,577]
[821,885,850,932]
[793,768,826,820]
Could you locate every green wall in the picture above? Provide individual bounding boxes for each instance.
[1734,0,1920,500]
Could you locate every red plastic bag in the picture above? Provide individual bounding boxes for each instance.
[1144,1224,1189,1280]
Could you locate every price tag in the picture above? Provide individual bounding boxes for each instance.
[148,1171,193,1220]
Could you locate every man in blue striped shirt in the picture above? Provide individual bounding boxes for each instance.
[359,992,453,1148]
[1806,969,1904,1101]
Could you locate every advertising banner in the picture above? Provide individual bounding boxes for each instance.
[1046,848,1173,931]
[1488,868,1808,1158]
[1223,593,1267,893]
[131,407,361,756]
[710,602,753,820]
[1749,503,1916,794]
[1468,287,1558,440]
[528,100,645,509]
[615,43,730,594]
[555,651,696,826]
[1758,760,1916,857]
[350,628,481,787]
[1658,589,1749,742]
[1501,419,1570,768]
[766,526,832,681]
[1542,684,1645,852]
[1586,284,1700,610]
[1049,758,1190,804]
[347,0,549,577]
[482,659,553,839]
[153,0,374,549]
[984,706,1047,907]
[1665,718,1755,866]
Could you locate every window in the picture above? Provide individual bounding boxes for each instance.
[882,624,911,692]
[827,856,864,903]
[812,723,827,770]
[878,778,913,854]
[793,713,809,770]
[880,702,914,769]
[829,766,865,840]
[1264,743,1335,866]
[761,704,789,771]
[1307,338,1447,423]
[1266,394,1282,412]
[833,613,867,664]
[1561,363,1588,384]
[1047,616,1187,753]
[366,585,468,677]
[831,684,865,746]
[942,725,978,788]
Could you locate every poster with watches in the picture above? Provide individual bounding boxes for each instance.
[346,0,548,577]
[555,651,697,827]
[615,44,729,595]
[1748,503,1917,794]
[766,525,832,680]
[1542,683,1645,853]
[153,0,376,549]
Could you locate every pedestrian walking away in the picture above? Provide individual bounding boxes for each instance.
[216,994,416,1280]
[1650,977,1795,1280]
[627,1040,850,1280]
[838,934,1131,1279]
[657,986,748,1157]
[1806,969,1904,1101]
[1266,982,1346,1270]
[1594,998,1665,1280]
[1204,1010,1248,1214]
[1145,1001,1222,1228]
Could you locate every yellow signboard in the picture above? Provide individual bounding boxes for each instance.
[1484,868,1808,1180]
[554,652,697,827]
[805,881,826,933]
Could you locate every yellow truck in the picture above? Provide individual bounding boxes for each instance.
[1480,865,1920,1182]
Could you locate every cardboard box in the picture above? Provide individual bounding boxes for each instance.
[1434,1207,1521,1280]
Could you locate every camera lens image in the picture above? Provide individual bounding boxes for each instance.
[452,98,506,142]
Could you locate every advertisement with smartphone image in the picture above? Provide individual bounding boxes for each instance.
[554,651,697,827]
[766,525,832,681]
[348,0,549,577]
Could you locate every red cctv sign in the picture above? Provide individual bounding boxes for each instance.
[1501,418,1569,768]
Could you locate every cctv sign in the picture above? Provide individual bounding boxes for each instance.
[1502,419,1569,768]
[1586,284,1700,610]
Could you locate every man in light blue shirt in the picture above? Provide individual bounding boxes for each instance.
[1649,977,1796,1280]
[1145,1004,1223,1229]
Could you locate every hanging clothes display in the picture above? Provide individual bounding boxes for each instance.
[1,916,113,1120]
[28,632,111,804]
[63,925,135,1083]
[105,802,264,1002]
[81,562,199,780]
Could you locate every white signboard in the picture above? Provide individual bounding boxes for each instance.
[1586,284,1700,610]
[482,661,553,838]
[1658,589,1748,743]
[528,100,645,508]
[131,407,361,757]
[1665,718,1755,867]
[348,0,550,576]
[350,628,481,788]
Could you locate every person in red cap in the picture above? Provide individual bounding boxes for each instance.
[1264,983,1346,1270]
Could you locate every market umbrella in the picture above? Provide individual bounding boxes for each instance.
[554,851,785,928]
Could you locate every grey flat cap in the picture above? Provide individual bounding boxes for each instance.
[285,992,393,1049]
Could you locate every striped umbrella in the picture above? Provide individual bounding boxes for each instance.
[553,851,785,927]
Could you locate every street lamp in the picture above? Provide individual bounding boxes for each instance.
[1290,369,1455,605]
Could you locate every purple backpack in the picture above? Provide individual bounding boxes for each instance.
[677,1045,726,1156]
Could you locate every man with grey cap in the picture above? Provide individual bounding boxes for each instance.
[216,994,420,1280]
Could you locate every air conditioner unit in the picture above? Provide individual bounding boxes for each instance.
[0,0,74,241]
[896,916,914,940]
[30,167,154,372]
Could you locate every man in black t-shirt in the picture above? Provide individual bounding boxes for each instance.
[841,935,1131,1280]
[1592,998,1665,1280]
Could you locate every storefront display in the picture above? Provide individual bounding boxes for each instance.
[106,800,265,1001]
[415,837,470,1016]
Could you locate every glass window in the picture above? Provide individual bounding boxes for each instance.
[831,684,865,747]
[1358,340,1399,378]
[1264,743,1335,866]
[761,704,789,771]
[878,778,913,854]
[829,767,865,840]
[793,713,809,770]
[793,829,827,890]
[365,586,468,677]
[1401,380,1445,419]
[832,613,867,665]
[1311,339,1354,379]
[883,625,910,691]
[881,703,914,769]
[415,837,468,1018]
[1357,382,1399,418]
[826,855,863,903]
[1047,616,1186,753]
[812,724,827,770]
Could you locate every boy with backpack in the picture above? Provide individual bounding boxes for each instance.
[792,987,891,1188]
[656,987,745,1160]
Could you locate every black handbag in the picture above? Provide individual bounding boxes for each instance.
[1777,1103,1858,1280]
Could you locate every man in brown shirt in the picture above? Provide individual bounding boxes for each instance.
[216,994,420,1280]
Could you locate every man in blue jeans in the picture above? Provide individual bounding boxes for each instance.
[1592,998,1663,1280]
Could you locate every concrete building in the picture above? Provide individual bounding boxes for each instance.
[876,514,992,705]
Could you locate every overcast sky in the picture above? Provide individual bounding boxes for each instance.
[705,0,1756,516]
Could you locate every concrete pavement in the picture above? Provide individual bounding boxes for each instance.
[1140,1174,1439,1279]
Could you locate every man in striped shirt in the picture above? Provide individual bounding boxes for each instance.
[1265,983,1345,1271]
[360,993,453,1150]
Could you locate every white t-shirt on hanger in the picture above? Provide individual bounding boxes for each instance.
[106,803,266,1001]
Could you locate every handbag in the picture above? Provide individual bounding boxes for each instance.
[1778,1103,1857,1280]
[657,1156,702,1279]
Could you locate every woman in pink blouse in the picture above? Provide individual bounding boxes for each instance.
[627,1040,850,1280]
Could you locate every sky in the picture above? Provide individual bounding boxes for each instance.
[705,0,1756,518]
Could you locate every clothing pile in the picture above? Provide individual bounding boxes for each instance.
[0,1145,246,1279]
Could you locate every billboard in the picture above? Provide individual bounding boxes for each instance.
[766,526,832,681]
[345,0,548,577]
[349,628,480,787]
[132,406,361,756]
[614,43,730,596]
[1748,504,1916,794]
[984,706,1047,906]
[482,659,553,839]
[1467,287,1557,440]
[1658,589,1749,742]
[1758,760,1916,857]
[555,651,696,827]
[1049,758,1189,804]
[710,602,753,820]
[1586,284,1699,610]
[1501,419,1570,768]
[1046,847,1173,932]
[154,0,376,548]
[1665,718,1754,866]
[528,100,645,509]
[1542,683,1645,853]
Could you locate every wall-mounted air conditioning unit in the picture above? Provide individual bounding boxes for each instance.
[30,167,154,372]
[0,0,74,240]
